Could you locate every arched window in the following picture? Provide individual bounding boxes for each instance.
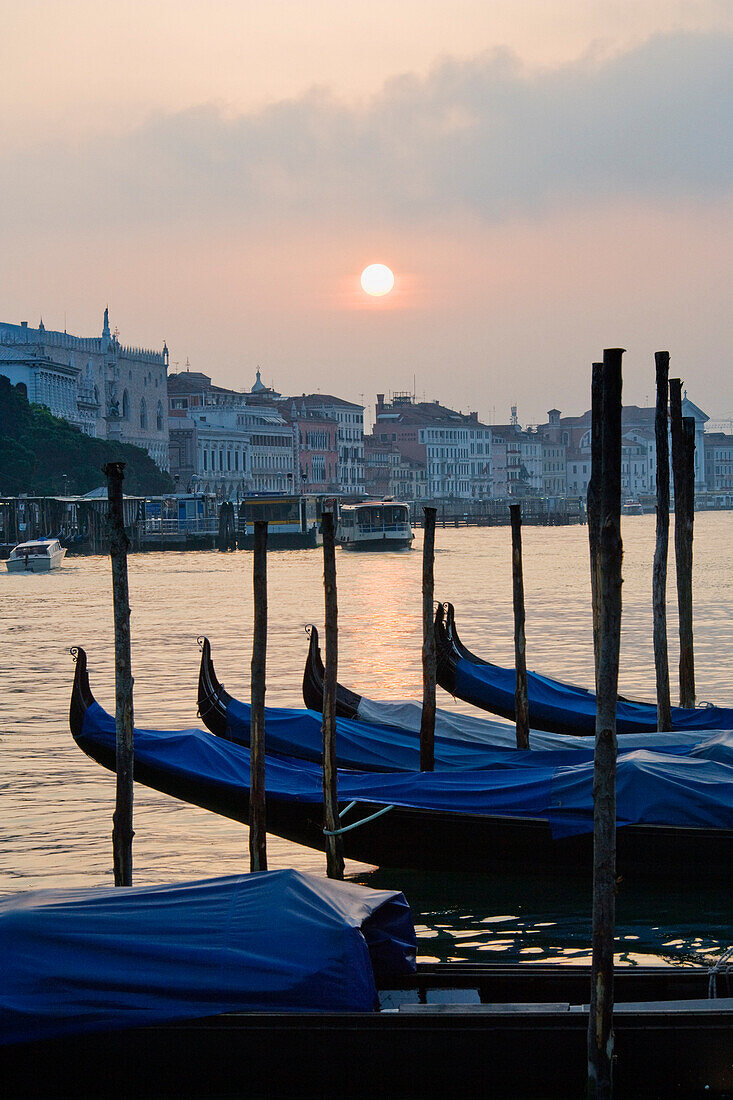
[94,385,100,406]
[140,397,147,429]
[16,382,27,399]
[122,390,130,419]
[156,400,163,431]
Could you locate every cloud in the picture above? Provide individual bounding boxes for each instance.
[3,32,732,232]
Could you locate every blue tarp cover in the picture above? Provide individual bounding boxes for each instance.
[225,697,704,771]
[453,657,733,735]
[0,869,416,1046]
[77,703,733,839]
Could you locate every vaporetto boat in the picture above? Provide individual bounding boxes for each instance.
[336,501,414,550]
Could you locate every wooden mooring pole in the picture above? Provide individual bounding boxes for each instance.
[587,349,624,1100]
[588,362,603,684]
[103,462,135,887]
[249,520,268,872]
[652,352,672,731]
[669,380,696,708]
[509,504,530,749]
[420,506,437,771]
[321,510,345,879]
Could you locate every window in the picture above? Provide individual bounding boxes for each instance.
[156,401,163,431]
[122,390,130,419]
[140,397,147,429]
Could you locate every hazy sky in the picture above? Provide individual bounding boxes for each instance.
[2,1,732,425]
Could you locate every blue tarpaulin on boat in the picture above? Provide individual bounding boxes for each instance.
[75,703,733,840]
[224,697,703,771]
[0,869,416,1046]
[452,657,733,735]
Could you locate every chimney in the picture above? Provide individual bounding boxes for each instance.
[469,411,478,422]
[548,409,561,426]
[376,393,385,414]
[21,320,28,328]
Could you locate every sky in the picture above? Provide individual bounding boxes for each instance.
[1,1,732,427]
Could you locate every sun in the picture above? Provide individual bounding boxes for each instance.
[360,264,394,296]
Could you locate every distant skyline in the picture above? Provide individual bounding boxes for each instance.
[2,2,731,425]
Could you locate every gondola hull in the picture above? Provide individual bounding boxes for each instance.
[4,993,732,1099]
[436,603,733,735]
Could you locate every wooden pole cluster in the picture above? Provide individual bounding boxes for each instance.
[588,362,603,684]
[420,506,437,771]
[652,352,672,731]
[218,502,236,551]
[587,349,624,1099]
[509,504,530,749]
[321,510,345,879]
[249,520,268,872]
[669,380,696,708]
[102,462,135,887]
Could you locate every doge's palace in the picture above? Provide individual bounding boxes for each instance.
[0,310,170,471]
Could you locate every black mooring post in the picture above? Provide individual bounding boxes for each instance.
[652,353,672,730]
[588,362,603,685]
[103,461,135,887]
[509,503,530,749]
[587,349,624,1100]
[420,506,437,771]
[249,520,268,872]
[321,510,344,878]
[670,381,696,708]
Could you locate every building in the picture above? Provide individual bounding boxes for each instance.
[280,399,339,493]
[537,397,709,499]
[490,409,542,497]
[285,394,364,494]
[704,432,733,493]
[373,393,491,500]
[364,435,429,501]
[0,311,170,470]
[168,371,295,497]
[536,410,568,497]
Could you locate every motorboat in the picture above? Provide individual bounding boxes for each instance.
[5,538,66,573]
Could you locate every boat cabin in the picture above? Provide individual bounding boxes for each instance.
[336,501,413,549]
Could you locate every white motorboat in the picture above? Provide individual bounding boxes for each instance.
[336,501,414,550]
[5,538,67,573]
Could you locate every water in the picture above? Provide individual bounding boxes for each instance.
[2,514,731,965]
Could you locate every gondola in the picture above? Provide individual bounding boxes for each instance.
[4,968,732,1098]
[199,635,704,768]
[71,648,733,880]
[436,602,733,736]
[4,859,731,1100]
[299,625,708,752]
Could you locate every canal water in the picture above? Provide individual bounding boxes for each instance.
[2,514,731,965]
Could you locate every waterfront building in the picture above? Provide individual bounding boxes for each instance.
[285,394,364,494]
[364,435,429,501]
[538,398,710,499]
[373,393,491,500]
[0,312,169,470]
[490,410,542,497]
[168,371,294,497]
[279,400,339,493]
[704,432,733,492]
